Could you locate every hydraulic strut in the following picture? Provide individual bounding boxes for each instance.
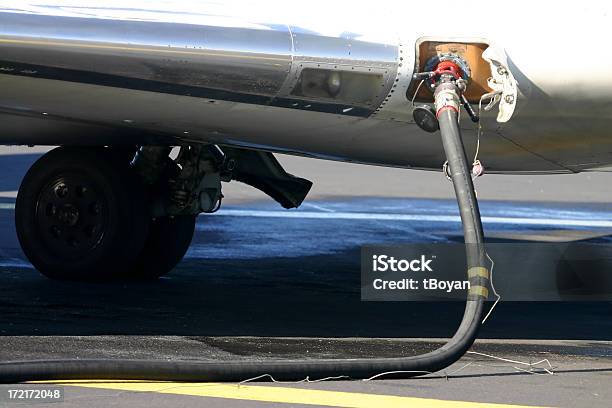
[0,68,490,384]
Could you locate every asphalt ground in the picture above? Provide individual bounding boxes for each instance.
[0,146,611,407]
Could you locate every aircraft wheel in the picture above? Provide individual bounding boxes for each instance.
[128,215,196,280]
[15,147,149,281]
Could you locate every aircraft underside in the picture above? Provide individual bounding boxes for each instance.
[1,2,612,174]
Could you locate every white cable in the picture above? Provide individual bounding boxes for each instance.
[474,93,488,163]
[236,347,555,385]
[411,79,425,106]
[473,90,501,163]
[238,373,350,385]
[363,370,433,381]
[482,251,501,324]
[466,351,555,375]
[443,361,473,377]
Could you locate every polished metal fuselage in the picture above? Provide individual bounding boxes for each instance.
[1,1,612,173]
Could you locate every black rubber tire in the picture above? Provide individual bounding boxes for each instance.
[15,147,149,281]
[128,215,196,279]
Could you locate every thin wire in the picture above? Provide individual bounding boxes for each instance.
[466,351,555,375]
[238,373,350,385]
[473,94,487,163]
[236,348,555,385]
[443,362,474,377]
[471,91,500,325]
[363,370,433,381]
[482,251,501,324]
[411,79,425,106]
[473,90,502,163]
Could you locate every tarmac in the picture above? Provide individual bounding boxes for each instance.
[0,147,611,407]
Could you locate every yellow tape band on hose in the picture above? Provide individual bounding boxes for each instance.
[468,267,489,280]
[468,285,489,298]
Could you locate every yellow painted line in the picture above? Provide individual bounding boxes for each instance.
[51,381,546,408]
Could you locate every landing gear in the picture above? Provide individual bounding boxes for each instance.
[16,143,311,281]
[15,147,202,281]
[15,147,150,280]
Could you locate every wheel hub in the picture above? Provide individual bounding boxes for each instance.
[36,175,108,256]
[57,203,80,226]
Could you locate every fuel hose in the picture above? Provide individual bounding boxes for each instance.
[0,81,489,383]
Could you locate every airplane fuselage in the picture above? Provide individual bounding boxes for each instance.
[1,1,611,173]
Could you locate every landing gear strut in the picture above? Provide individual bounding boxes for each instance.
[1,60,492,382]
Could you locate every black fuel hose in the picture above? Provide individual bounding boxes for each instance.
[0,108,489,383]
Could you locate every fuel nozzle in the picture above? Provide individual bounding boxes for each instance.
[411,55,479,131]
